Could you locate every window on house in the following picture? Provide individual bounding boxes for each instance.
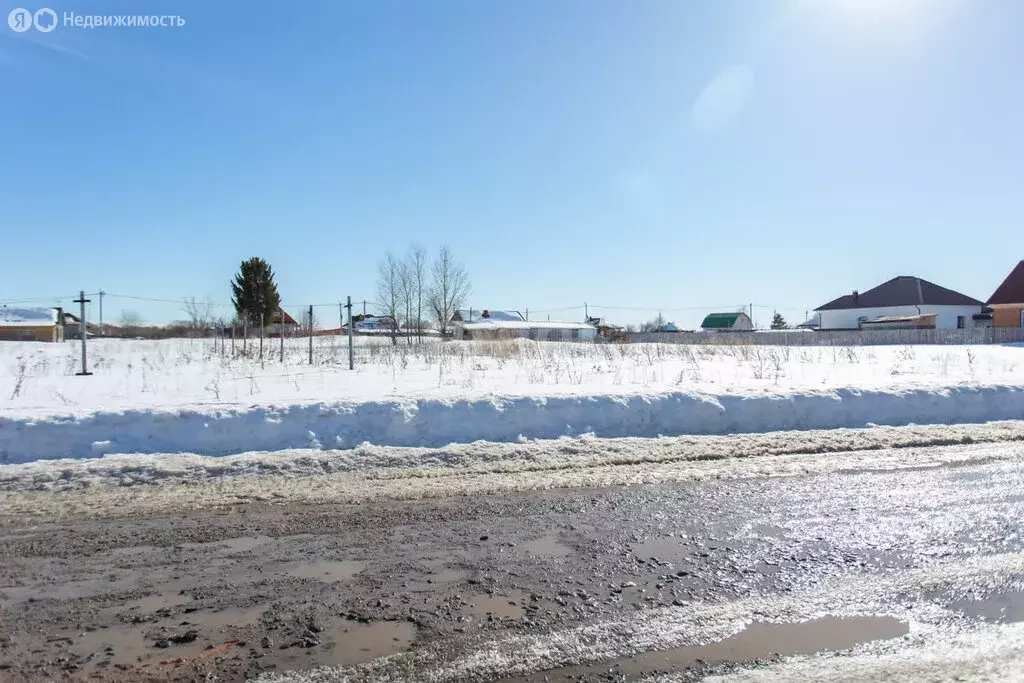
[957,316,965,329]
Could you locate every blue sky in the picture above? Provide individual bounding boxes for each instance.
[1,0,1021,328]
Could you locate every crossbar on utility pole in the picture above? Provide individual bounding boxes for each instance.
[346,296,354,370]
[74,290,92,376]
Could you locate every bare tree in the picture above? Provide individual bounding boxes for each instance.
[408,244,428,342]
[182,296,214,337]
[639,313,667,333]
[398,257,414,344]
[299,308,320,332]
[377,252,402,345]
[119,310,143,338]
[428,245,471,337]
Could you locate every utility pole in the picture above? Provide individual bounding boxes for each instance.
[362,300,367,317]
[525,308,529,322]
[279,307,285,363]
[749,303,754,329]
[98,290,105,337]
[74,290,92,376]
[585,302,588,320]
[308,304,314,365]
[346,296,354,370]
[259,313,264,359]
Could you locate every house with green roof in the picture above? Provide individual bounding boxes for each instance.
[700,312,754,332]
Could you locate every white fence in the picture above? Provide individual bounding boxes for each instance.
[626,328,1024,347]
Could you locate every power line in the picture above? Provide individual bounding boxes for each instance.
[525,305,587,314]
[0,295,80,304]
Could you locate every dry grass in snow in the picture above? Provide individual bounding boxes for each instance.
[1,337,1022,418]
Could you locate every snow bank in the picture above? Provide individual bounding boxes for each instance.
[6,433,1023,521]
[3,384,1024,463]
[6,422,1022,493]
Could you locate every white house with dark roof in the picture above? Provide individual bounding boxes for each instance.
[452,309,596,341]
[814,276,985,330]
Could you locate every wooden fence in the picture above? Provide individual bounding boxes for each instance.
[625,328,1024,347]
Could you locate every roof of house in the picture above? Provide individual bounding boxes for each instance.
[0,307,59,327]
[460,320,595,331]
[860,313,936,325]
[988,260,1024,305]
[815,276,983,311]
[454,309,524,322]
[701,312,748,328]
[586,317,622,330]
[269,310,299,325]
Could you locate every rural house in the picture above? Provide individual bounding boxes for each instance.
[353,314,397,332]
[814,276,985,330]
[453,310,596,341]
[61,311,101,339]
[458,319,597,341]
[451,309,525,324]
[701,312,754,331]
[586,316,624,340]
[987,260,1024,328]
[266,310,300,337]
[0,307,64,342]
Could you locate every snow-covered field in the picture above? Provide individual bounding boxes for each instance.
[3,337,1022,414]
[1,337,1023,463]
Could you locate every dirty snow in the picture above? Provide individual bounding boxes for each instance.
[253,552,1024,682]
[4,425,1024,522]
[2,338,1023,462]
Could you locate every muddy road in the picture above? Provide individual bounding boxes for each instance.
[2,433,1024,681]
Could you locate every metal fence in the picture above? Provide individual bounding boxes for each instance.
[626,328,1024,347]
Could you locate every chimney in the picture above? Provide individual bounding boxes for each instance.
[853,290,859,301]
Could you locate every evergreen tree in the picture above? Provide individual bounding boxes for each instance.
[770,311,788,330]
[230,257,281,327]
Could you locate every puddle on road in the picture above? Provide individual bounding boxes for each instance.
[323,621,417,666]
[1,576,127,605]
[173,605,265,631]
[128,591,191,613]
[71,623,212,668]
[74,604,264,668]
[431,567,468,583]
[631,537,689,563]
[522,616,908,680]
[268,620,417,671]
[282,559,366,582]
[211,535,273,555]
[520,534,572,558]
[954,591,1024,624]
[470,592,527,619]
